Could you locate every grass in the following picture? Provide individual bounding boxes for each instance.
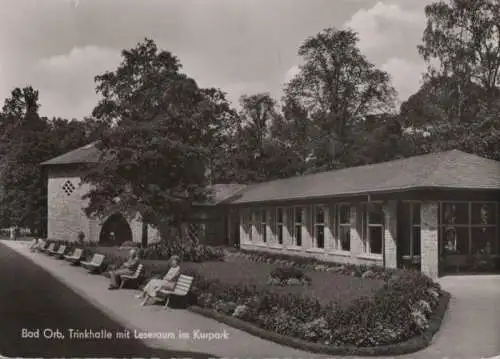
[92,246,384,308]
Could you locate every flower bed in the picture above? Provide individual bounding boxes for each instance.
[185,268,447,353]
[232,249,401,280]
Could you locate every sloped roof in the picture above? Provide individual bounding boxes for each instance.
[230,150,500,204]
[207,184,248,205]
[40,142,101,166]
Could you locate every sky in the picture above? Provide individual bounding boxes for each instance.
[0,0,434,120]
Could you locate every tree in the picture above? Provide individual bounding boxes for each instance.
[418,0,500,98]
[284,28,397,171]
[0,87,49,231]
[81,39,231,236]
[410,0,500,158]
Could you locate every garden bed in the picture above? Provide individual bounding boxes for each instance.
[188,290,450,356]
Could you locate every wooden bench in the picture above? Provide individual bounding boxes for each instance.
[37,240,48,253]
[64,248,83,265]
[81,254,105,274]
[43,243,55,255]
[154,275,194,309]
[52,245,67,259]
[119,264,145,289]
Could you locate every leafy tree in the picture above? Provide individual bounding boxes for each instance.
[81,38,232,236]
[418,0,500,97]
[0,87,49,232]
[284,27,397,171]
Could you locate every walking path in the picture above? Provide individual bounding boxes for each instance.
[3,240,500,359]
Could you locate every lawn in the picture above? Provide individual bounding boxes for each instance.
[92,246,384,308]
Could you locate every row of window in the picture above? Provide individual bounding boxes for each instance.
[241,203,386,255]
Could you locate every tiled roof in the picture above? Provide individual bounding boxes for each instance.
[230,150,500,204]
[207,184,248,205]
[40,142,101,166]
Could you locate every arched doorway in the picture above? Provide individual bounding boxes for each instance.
[99,213,133,246]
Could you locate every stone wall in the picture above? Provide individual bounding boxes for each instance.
[46,166,160,244]
[421,201,439,278]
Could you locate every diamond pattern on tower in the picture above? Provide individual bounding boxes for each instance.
[62,180,76,196]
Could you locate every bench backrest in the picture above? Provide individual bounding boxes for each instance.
[57,245,66,254]
[133,264,144,278]
[47,243,55,251]
[72,248,83,258]
[91,253,105,266]
[174,275,194,295]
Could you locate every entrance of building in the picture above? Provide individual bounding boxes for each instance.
[99,213,133,246]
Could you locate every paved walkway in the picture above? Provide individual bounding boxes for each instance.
[3,240,500,359]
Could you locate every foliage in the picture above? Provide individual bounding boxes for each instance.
[283,27,397,172]
[189,266,443,347]
[81,38,237,235]
[142,240,225,262]
[236,249,400,281]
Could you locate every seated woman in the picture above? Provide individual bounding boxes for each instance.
[136,255,181,306]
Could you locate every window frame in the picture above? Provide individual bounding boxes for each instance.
[363,202,384,255]
[275,207,284,245]
[336,203,351,252]
[312,204,326,249]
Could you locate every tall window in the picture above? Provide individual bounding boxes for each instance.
[276,207,284,245]
[241,209,252,242]
[257,209,267,243]
[440,202,498,256]
[337,204,350,251]
[365,203,383,255]
[400,202,421,258]
[441,203,470,255]
[313,205,325,249]
[293,207,303,246]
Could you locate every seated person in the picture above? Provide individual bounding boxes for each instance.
[29,238,40,252]
[108,248,140,290]
[136,255,181,305]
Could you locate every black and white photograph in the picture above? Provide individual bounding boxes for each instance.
[0,0,499,358]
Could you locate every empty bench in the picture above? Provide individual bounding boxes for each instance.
[81,254,105,274]
[64,248,83,265]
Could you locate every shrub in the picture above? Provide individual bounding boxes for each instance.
[119,240,137,248]
[269,267,312,286]
[189,267,443,348]
[141,241,224,262]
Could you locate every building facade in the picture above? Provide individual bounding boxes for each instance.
[40,143,245,247]
[232,150,500,278]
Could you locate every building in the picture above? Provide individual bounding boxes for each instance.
[232,149,500,278]
[41,144,500,278]
[40,142,246,247]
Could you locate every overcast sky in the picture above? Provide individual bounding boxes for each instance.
[0,0,434,120]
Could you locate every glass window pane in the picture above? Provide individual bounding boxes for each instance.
[412,203,421,225]
[315,206,325,224]
[261,209,267,223]
[472,203,496,225]
[339,205,350,224]
[277,208,283,223]
[369,227,383,254]
[368,203,383,225]
[316,226,324,248]
[340,226,350,251]
[471,227,496,255]
[295,208,302,223]
[278,225,283,244]
[400,223,411,256]
[295,224,302,246]
[412,227,421,256]
[443,203,469,225]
